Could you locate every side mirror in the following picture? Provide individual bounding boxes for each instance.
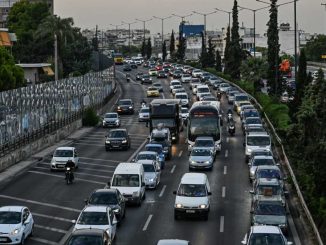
[208,192,212,196]
[249,190,254,194]
[243,142,246,147]
[112,219,118,225]
[284,190,289,198]
[84,198,88,205]
[24,220,30,225]
[287,242,293,245]
[141,182,145,187]
[107,182,111,188]
[173,191,177,195]
[72,219,76,224]
[131,159,135,163]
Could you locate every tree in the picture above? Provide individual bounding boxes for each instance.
[170,30,175,58]
[141,40,146,58]
[305,35,326,62]
[162,41,167,62]
[199,31,208,68]
[146,37,152,59]
[224,26,231,74]
[215,49,222,72]
[0,47,25,91]
[176,23,187,62]
[228,0,242,79]
[206,38,216,68]
[267,0,281,96]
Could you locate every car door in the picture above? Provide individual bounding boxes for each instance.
[74,149,79,166]
[22,208,32,236]
[108,209,117,240]
[155,163,161,184]
[117,190,125,216]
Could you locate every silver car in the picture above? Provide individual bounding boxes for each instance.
[189,147,214,170]
[138,107,150,122]
[138,160,161,189]
[248,155,276,181]
[188,137,216,159]
[102,112,120,127]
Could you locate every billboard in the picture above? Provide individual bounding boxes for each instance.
[179,24,204,38]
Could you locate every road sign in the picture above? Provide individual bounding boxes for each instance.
[322,55,326,59]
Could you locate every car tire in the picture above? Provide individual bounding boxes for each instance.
[122,208,126,218]
[29,225,34,237]
[137,198,142,207]
[20,233,25,245]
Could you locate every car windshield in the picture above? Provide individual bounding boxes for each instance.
[236,95,249,101]
[195,140,214,147]
[255,203,285,215]
[143,164,155,172]
[249,233,285,245]
[54,150,73,157]
[191,149,211,156]
[183,74,191,77]
[108,131,126,138]
[111,174,140,187]
[257,185,282,195]
[203,97,216,101]
[252,159,275,166]
[137,153,156,161]
[181,108,188,113]
[119,100,131,105]
[146,146,162,154]
[244,111,260,117]
[257,169,281,179]
[104,113,117,119]
[152,119,175,127]
[140,108,149,113]
[143,75,150,78]
[246,118,262,124]
[77,211,108,225]
[89,192,118,205]
[0,211,21,224]
[197,87,210,93]
[176,94,188,99]
[67,235,103,245]
[247,136,270,146]
[177,184,207,197]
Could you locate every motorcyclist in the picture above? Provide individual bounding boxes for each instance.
[227,108,233,123]
[126,73,130,81]
[141,99,147,108]
[227,118,236,136]
[65,160,75,180]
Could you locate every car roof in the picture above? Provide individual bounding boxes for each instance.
[252,155,274,160]
[181,173,207,184]
[175,92,188,96]
[257,178,280,185]
[115,162,143,172]
[70,228,106,236]
[119,99,132,102]
[192,147,212,151]
[94,189,117,194]
[251,225,282,234]
[256,165,280,171]
[247,132,269,136]
[138,151,158,155]
[0,206,25,212]
[55,146,75,151]
[146,143,163,148]
[109,128,127,132]
[82,205,109,212]
[157,240,189,245]
[195,136,214,141]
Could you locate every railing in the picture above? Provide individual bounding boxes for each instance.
[0,67,115,157]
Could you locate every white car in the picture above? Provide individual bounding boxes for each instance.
[73,206,117,242]
[192,69,203,78]
[218,83,231,93]
[137,160,161,189]
[157,240,190,245]
[169,80,181,91]
[175,92,189,107]
[181,107,189,120]
[196,85,210,98]
[102,112,120,127]
[138,107,150,122]
[181,74,192,83]
[0,206,34,244]
[51,146,79,171]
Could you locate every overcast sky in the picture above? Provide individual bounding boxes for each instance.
[54,0,326,35]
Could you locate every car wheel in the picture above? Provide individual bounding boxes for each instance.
[143,192,146,200]
[20,233,25,245]
[122,208,126,218]
[137,198,142,206]
[29,225,34,237]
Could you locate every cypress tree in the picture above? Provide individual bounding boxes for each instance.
[141,40,146,58]
[170,30,175,56]
[215,49,222,72]
[224,26,231,74]
[200,31,208,68]
[176,24,186,61]
[146,37,152,60]
[162,41,167,61]
[267,0,280,96]
[206,38,216,68]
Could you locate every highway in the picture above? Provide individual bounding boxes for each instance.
[0,66,300,245]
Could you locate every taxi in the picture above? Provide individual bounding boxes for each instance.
[147,86,160,97]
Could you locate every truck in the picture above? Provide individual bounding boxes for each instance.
[149,99,182,143]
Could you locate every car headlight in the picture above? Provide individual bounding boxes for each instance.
[129,106,133,109]
[175,203,183,208]
[10,228,20,235]
[247,148,252,153]
[122,139,127,144]
[172,136,176,140]
[51,159,56,164]
[147,178,155,182]
[190,160,197,164]
[204,161,210,164]
[103,120,106,124]
[199,204,207,209]
[132,191,139,197]
[105,140,110,144]
[113,208,120,213]
[117,106,121,110]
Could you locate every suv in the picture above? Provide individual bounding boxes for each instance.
[244,132,271,161]
[65,228,111,245]
[105,129,130,151]
[116,99,134,114]
[102,112,120,128]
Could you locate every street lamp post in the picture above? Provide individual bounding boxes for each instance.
[192,11,217,44]
[135,18,152,41]
[153,15,172,51]
[121,21,137,56]
[238,5,270,58]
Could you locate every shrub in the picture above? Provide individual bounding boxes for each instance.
[82,107,99,126]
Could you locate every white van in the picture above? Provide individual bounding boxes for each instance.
[244,132,271,161]
[110,163,146,206]
[50,146,79,171]
[173,173,211,220]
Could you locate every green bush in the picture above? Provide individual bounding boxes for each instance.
[82,107,99,126]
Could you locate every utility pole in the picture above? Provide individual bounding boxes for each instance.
[215,8,231,30]
[54,34,58,81]
[121,21,137,56]
[135,18,152,41]
[153,15,172,51]
[192,11,217,45]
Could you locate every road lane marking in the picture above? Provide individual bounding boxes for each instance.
[34,224,67,234]
[0,195,81,212]
[78,162,117,168]
[79,157,120,163]
[226,137,229,143]
[27,171,107,185]
[222,186,226,198]
[127,139,148,162]
[178,151,183,157]
[30,237,59,245]
[34,166,114,174]
[225,150,228,158]
[159,185,167,197]
[142,214,153,231]
[32,167,110,179]
[32,212,72,222]
[220,216,225,232]
[170,165,176,174]
[224,166,227,175]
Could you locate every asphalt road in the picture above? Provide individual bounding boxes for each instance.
[0,66,300,245]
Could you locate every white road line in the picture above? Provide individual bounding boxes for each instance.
[31,167,109,179]
[226,137,229,143]
[0,195,81,212]
[28,171,107,185]
[127,139,148,162]
[34,166,114,174]
[34,224,67,234]
[170,165,176,174]
[178,150,183,157]
[220,216,225,232]
[142,214,153,231]
[224,166,227,175]
[32,212,72,223]
[78,162,117,168]
[222,186,226,198]
[159,185,167,197]
[225,149,228,158]
[79,157,120,163]
[30,237,59,245]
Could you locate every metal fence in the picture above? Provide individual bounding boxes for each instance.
[0,67,115,156]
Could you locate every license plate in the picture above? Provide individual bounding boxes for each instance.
[186,210,195,213]
[0,238,7,242]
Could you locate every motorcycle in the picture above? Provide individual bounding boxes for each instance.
[227,113,233,123]
[65,167,74,184]
[216,91,222,101]
[228,123,235,136]
[126,74,130,82]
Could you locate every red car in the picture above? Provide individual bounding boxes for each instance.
[155,65,163,71]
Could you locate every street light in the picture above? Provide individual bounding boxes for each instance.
[153,15,172,50]
[121,21,137,56]
[192,11,217,43]
[238,5,270,58]
[171,13,193,43]
[135,18,152,41]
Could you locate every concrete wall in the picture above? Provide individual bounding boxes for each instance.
[0,119,82,171]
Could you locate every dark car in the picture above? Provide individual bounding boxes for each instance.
[173,70,183,79]
[85,189,126,223]
[141,74,153,84]
[136,72,143,80]
[123,64,132,71]
[150,131,172,160]
[116,99,134,114]
[130,61,138,69]
[105,129,130,151]
[65,228,111,245]
[157,70,167,78]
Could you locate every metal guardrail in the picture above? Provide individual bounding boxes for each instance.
[224,78,324,245]
[307,61,326,68]
[0,67,115,157]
